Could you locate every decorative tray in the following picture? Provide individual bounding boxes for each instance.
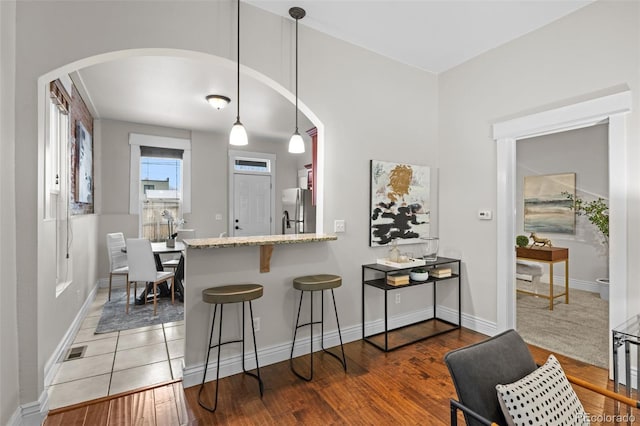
[376,257,426,269]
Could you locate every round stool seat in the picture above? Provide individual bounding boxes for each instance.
[293,274,341,291]
[202,284,263,304]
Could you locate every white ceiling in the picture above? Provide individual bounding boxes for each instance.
[73,0,593,139]
[74,55,311,140]
[247,0,593,73]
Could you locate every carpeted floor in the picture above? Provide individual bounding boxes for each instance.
[95,288,184,334]
[516,279,608,368]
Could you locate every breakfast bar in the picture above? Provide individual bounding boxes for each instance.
[181,233,339,388]
[184,233,337,272]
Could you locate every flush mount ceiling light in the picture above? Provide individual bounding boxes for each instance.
[229,0,248,146]
[206,94,230,110]
[288,6,305,154]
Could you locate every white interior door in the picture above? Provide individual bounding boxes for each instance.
[233,173,272,236]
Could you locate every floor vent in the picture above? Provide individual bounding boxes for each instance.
[64,345,87,362]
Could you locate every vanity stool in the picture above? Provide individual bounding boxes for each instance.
[290,274,347,381]
[198,284,264,413]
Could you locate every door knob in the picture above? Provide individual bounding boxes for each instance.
[235,226,242,230]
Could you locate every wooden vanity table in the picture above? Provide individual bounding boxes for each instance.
[516,246,569,310]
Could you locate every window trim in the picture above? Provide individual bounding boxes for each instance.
[129,133,191,215]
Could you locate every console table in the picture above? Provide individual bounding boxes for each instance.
[516,246,569,310]
[362,257,461,352]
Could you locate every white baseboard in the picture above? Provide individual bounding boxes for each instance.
[183,322,362,388]
[518,274,603,294]
[20,281,100,425]
[183,305,496,389]
[550,275,600,293]
[7,407,21,426]
[44,283,99,388]
[13,391,48,426]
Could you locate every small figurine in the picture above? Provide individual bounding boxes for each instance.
[529,232,552,248]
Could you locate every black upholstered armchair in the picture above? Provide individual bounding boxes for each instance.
[444,329,639,426]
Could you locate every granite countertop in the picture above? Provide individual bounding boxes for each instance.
[184,233,337,249]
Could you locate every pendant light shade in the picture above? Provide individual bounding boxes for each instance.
[230,119,248,146]
[230,0,248,146]
[288,7,306,154]
[288,131,305,153]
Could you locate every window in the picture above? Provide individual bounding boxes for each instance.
[45,85,70,217]
[129,134,191,240]
[45,80,73,295]
[140,149,182,241]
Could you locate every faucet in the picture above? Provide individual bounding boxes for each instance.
[282,210,291,234]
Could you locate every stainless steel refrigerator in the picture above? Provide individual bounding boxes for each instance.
[282,188,316,234]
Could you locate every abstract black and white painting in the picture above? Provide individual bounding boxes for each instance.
[370,160,431,246]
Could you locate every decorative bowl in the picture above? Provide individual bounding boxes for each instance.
[410,270,429,282]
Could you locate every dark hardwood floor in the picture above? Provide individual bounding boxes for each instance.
[44,328,626,425]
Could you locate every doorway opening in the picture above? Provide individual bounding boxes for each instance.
[493,90,631,373]
[514,124,609,368]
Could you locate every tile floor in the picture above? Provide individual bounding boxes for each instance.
[47,288,184,410]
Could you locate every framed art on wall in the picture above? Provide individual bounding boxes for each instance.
[370,160,431,246]
[76,121,93,204]
[524,172,575,234]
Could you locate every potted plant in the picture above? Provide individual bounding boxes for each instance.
[410,267,429,282]
[564,192,609,299]
[516,235,530,248]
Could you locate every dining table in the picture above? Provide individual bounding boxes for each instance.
[135,241,187,304]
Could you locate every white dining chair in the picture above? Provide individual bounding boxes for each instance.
[106,232,129,301]
[126,238,175,315]
[162,229,195,270]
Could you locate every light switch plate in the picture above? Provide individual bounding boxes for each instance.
[215,213,223,220]
[478,210,493,220]
[334,220,346,233]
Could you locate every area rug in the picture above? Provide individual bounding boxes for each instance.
[95,288,184,334]
[516,279,608,368]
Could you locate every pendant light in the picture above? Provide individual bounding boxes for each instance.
[229,0,248,146]
[288,7,306,154]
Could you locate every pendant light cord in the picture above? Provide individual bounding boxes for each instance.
[294,15,299,133]
[236,0,241,123]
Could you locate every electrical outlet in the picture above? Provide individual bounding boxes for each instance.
[395,294,401,304]
[334,220,346,233]
[253,317,260,332]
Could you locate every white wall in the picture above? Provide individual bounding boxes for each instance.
[439,0,639,323]
[11,0,438,411]
[516,123,609,283]
[0,1,20,424]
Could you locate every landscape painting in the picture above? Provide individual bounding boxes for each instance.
[370,160,431,246]
[524,172,575,234]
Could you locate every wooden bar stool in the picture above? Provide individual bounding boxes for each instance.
[198,284,264,413]
[290,274,347,381]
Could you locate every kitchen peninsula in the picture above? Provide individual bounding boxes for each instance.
[184,233,337,272]
[181,233,339,388]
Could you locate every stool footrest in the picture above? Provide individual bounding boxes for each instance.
[208,338,244,350]
[295,320,324,330]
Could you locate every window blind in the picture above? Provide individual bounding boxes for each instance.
[140,146,184,159]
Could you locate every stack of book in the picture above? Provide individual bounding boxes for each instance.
[387,273,410,286]
[431,267,452,278]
